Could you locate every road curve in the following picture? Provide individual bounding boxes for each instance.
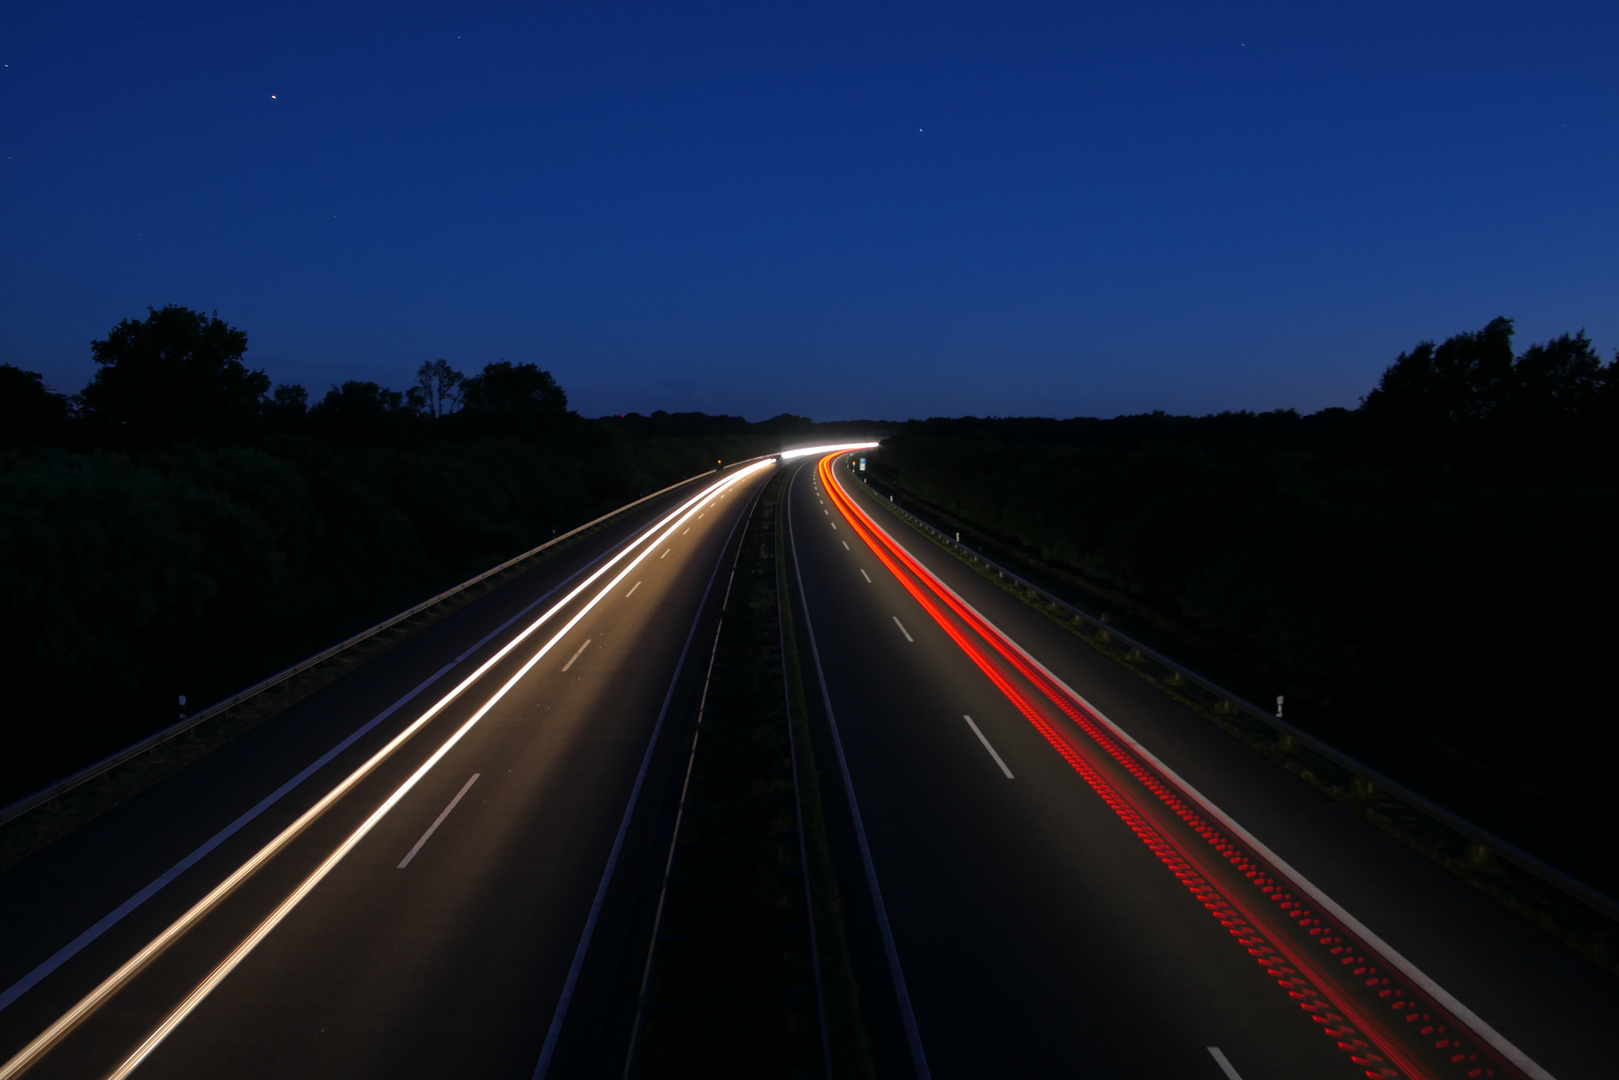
[0,461,773,1080]
[785,451,1615,1080]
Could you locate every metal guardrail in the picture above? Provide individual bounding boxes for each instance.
[0,462,760,829]
[855,470,1619,925]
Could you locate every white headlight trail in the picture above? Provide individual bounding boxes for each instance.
[0,459,776,1080]
[777,441,878,460]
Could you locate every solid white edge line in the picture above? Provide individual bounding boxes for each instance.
[560,639,592,672]
[962,716,1013,779]
[397,773,480,869]
[102,463,775,1080]
[787,461,931,1080]
[625,580,642,598]
[620,487,761,1076]
[1207,1046,1243,1080]
[3,462,774,1080]
[0,662,454,1017]
[0,538,626,1020]
[831,464,1557,1080]
[531,468,767,1079]
[892,615,914,642]
[103,461,779,1080]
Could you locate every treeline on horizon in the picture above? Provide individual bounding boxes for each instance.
[872,317,1619,862]
[0,306,876,804]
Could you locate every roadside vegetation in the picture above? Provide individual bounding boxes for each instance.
[869,317,1619,903]
[0,306,876,808]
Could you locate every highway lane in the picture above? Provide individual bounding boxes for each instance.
[788,454,1614,1079]
[0,462,774,1080]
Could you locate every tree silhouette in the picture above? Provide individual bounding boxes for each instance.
[308,380,413,444]
[0,364,71,445]
[78,306,267,447]
[411,359,464,419]
[1360,316,1517,426]
[460,361,568,437]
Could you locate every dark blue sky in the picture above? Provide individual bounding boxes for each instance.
[4,2,1615,420]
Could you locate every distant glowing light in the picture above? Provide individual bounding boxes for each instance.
[778,441,878,461]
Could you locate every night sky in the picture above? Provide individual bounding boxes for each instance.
[3,2,1615,421]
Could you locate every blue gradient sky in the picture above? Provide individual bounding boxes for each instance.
[3,2,1615,420]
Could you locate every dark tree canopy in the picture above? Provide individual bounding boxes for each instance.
[78,306,267,447]
[462,361,567,416]
[410,359,464,419]
[307,380,413,444]
[460,361,569,438]
[0,364,72,445]
[1361,316,1616,432]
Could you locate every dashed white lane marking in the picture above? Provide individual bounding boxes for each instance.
[892,616,913,642]
[1207,1047,1243,1080]
[698,513,705,519]
[829,522,837,530]
[397,773,480,869]
[625,581,642,598]
[860,569,872,583]
[660,549,670,559]
[561,638,593,672]
[682,528,690,535]
[823,508,829,514]
[847,471,1554,1080]
[842,541,850,550]
[962,715,1013,778]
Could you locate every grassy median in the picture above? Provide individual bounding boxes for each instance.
[633,470,873,1079]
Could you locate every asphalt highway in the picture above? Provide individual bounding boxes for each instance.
[786,453,1618,1080]
[4,449,1614,1080]
[0,461,774,1080]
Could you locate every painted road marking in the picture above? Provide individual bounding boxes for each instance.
[660,549,670,559]
[561,639,592,672]
[830,458,1555,1080]
[33,461,776,1080]
[860,569,872,583]
[842,541,850,550]
[397,774,480,869]
[892,616,913,642]
[0,662,455,1017]
[682,528,690,535]
[625,581,642,598]
[830,521,837,530]
[962,715,1013,778]
[1207,1047,1243,1079]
